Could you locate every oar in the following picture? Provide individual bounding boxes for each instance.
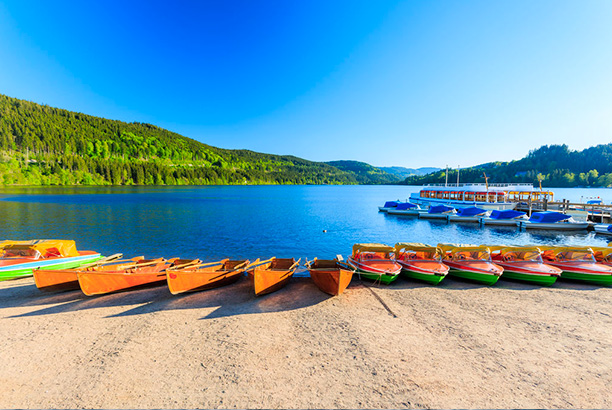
[168,259,229,271]
[247,257,275,270]
[288,258,301,272]
[76,253,124,269]
[166,259,203,271]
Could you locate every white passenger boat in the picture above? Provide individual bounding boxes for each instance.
[518,211,591,230]
[480,210,528,226]
[409,183,553,211]
[593,224,612,235]
[387,202,423,216]
[419,205,456,220]
[448,206,489,223]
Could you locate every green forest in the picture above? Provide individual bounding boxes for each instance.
[0,94,388,186]
[403,144,612,187]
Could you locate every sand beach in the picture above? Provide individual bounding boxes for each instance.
[1,276,611,409]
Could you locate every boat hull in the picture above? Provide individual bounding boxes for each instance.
[498,269,558,286]
[0,252,102,281]
[397,260,447,285]
[593,224,612,235]
[447,215,484,223]
[480,218,522,226]
[387,209,421,216]
[518,221,590,230]
[78,260,169,296]
[494,261,560,286]
[348,258,401,285]
[419,213,451,220]
[167,268,243,295]
[309,268,354,296]
[558,271,612,285]
[444,261,502,285]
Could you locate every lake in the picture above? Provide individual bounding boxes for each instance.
[0,185,610,270]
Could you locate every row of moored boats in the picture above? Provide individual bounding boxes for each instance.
[1,240,612,299]
[379,201,610,232]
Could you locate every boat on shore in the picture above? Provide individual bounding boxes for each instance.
[518,211,591,230]
[539,246,612,285]
[394,243,449,285]
[34,253,129,291]
[0,240,102,281]
[410,183,553,211]
[305,257,354,295]
[479,210,527,226]
[78,258,175,296]
[166,259,252,295]
[248,257,300,296]
[419,204,456,220]
[347,244,402,285]
[438,244,503,285]
[487,245,561,286]
[386,202,423,216]
[448,206,489,223]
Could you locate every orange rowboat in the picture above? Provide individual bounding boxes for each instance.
[247,257,300,296]
[166,259,253,295]
[34,253,133,291]
[305,257,354,296]
[78,258,175,296]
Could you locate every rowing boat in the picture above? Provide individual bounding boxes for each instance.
[438,244,503,285]
[488,245,561,286]
[347,243,402,284]
[78,258,175,296]
[247,257,300,296]
[33,253,132,291]
[394,243,448,285]
[305,257,354,295]
[166,259,252,295]
[0,240,102,281]
[539,246,612,285]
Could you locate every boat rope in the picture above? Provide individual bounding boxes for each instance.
[361,282,398,318]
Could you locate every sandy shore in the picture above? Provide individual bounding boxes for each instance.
[1,275,611,409]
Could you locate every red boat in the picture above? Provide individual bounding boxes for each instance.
[487,245,561,286]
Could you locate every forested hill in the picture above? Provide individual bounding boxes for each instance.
[403,144,612,187]
[325,160,401,184]
[0,94,382,185]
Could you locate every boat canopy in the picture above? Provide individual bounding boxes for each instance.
[395,243,442,259]
[428,205,455,214]
[528,211,570,223]
[440,244,492,261]
[456,206,487,217]
[539,246,595,261]
[383,201,399,208]
[352,243,395,255]
[0,239,79,258]
[490,210,526,220]
[608,225,612,233]
[395,202,418,210]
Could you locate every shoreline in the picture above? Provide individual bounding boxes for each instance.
[1,276,611,408]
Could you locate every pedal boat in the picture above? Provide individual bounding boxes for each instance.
[438,244,503,285]
[394,243,449,285]
[419,204,456,220]
[347,243,402,285]
[166,259,252,295]
[488,245,561,286]
[387,202,422,216]
[589,246,612,267]
[0,240,101,281]
[480,210,527,226]
[247,257,300,296]
[518,211,590,230]
[448,206,489,223]
[305,257,354,296]
[540,246,612,285]
[77,257,175,296]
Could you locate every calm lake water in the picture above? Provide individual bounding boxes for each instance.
[0,185,610,270]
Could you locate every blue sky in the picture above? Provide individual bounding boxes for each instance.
[0,1,611,168]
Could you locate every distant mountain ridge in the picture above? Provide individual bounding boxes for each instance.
[379,166,441,179]
[402,144,612,187]
[324,160,401,184]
